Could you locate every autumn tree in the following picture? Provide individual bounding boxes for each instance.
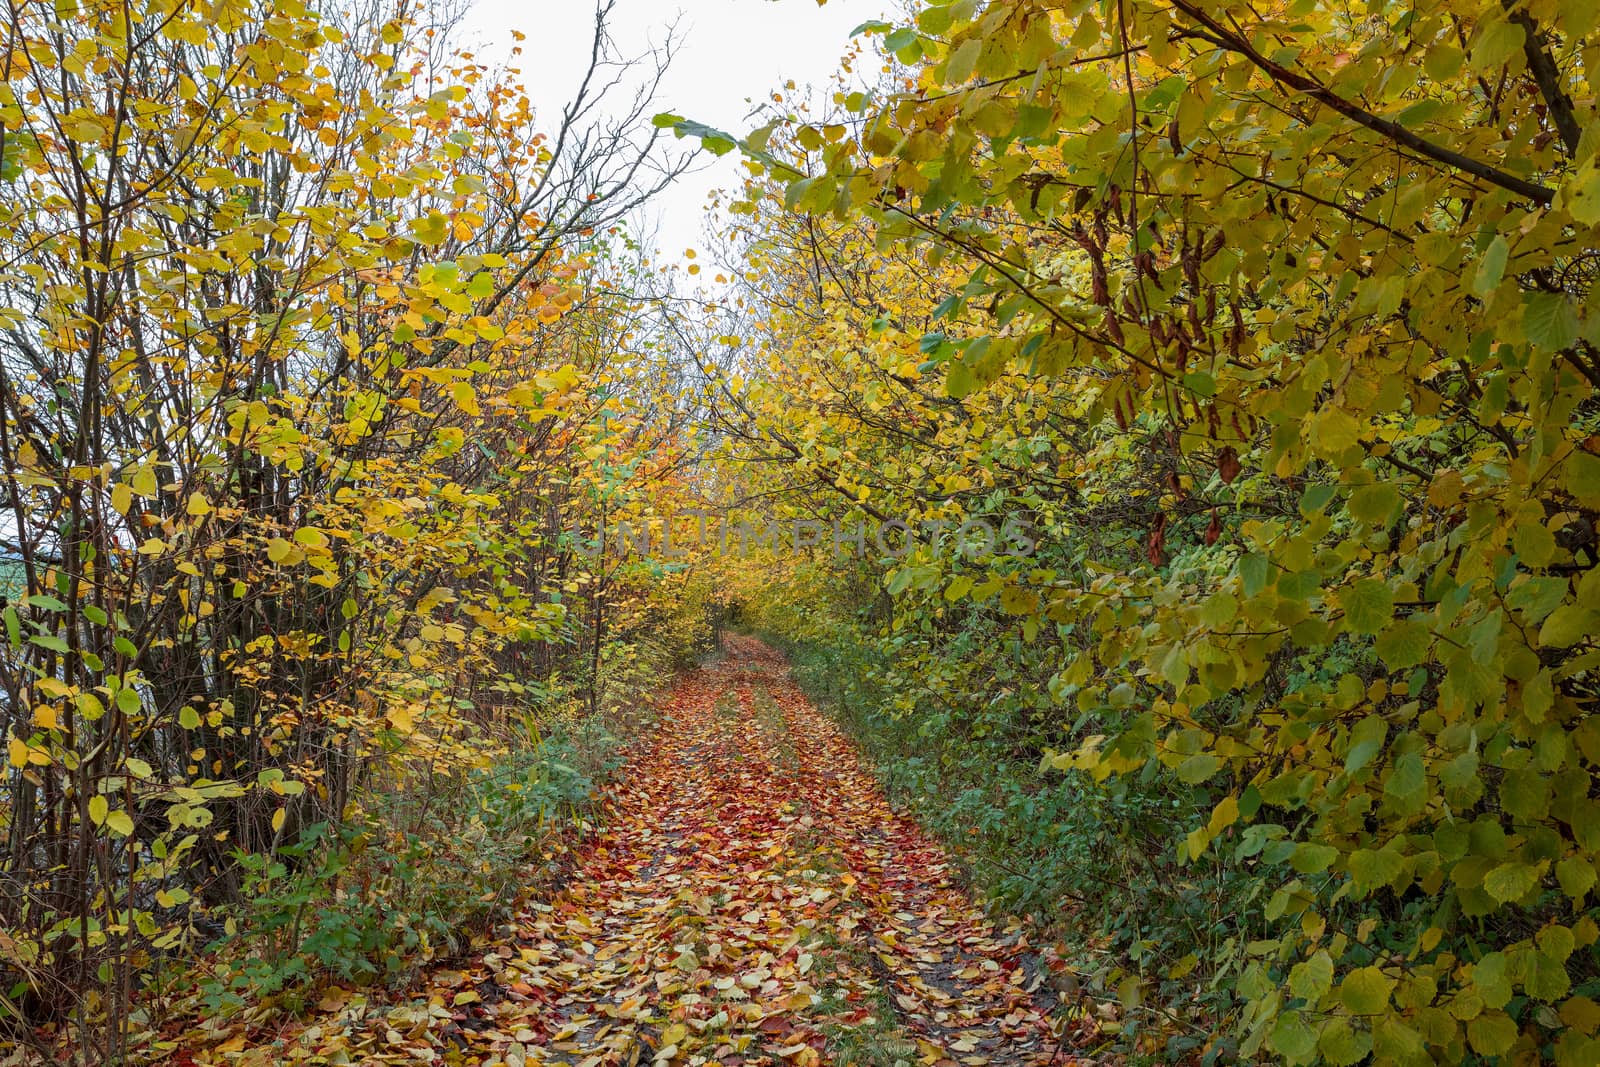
[669,0,1600,1061]
[0,0,698,1056]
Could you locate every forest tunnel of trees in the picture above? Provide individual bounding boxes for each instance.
[4,0,1600,1063]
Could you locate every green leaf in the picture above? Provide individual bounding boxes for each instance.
[1347,483,1399,525]
[1342,579,1395,635]
[1372,1018,1427,1063]
[1424,43,1464,81]
[1470,952,1512,1008]
[1349,846,1405,895]
[1472,234,1508,295]
[1514,521,1557,566]
[667,118,737,157]
[1383,751,1426,812]
[1290,842,1339,873]
[1567,452,1600,507]
[883,27,918,53]
[1507,576,1569,622]
[1526,948,1572,1002]
[1466,1011,1519,1056]
[1501,769,1550,821]
[1288,951,1334,1002]
[946,359,977,399]
[1523,291,1579,350]
[1556,856,1596,900]
[1198,591,1238,628]
[1312,407,1360,454]
[1271,1010,1319,1064]
[1471,18,1525,71]
[1340,965,1397,1014]
[1539,604,1597,649]
[1175,752,1222,784]
[1483,860,1541,902]
[1239,553,1270,597]
[1317,1018,1371,1066]
[946,39,982,83]
[1344,715,1389,774]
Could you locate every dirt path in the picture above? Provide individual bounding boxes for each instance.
[209,636,1078,1066]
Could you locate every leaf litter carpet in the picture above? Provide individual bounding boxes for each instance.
[200,636,1078,1066]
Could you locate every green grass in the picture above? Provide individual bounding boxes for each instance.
[807,929,917,1067]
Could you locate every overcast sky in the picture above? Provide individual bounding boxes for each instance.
[461,0,886,267]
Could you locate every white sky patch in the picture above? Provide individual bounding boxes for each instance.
[460,0,885,266]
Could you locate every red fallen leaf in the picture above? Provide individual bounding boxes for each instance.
[1205,508,1222,545]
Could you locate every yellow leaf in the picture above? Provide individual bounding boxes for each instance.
[131,465,158,497]
[186,492,211,517]
[8,737,29,768]
[89,795,108,826]
[271,808,286,833]
[33,677,72,699]
[450,381,480,416]
[111,482,133,515]
[76,692,106,720]
[1208,794,1240,836]
[105,810,135,837]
